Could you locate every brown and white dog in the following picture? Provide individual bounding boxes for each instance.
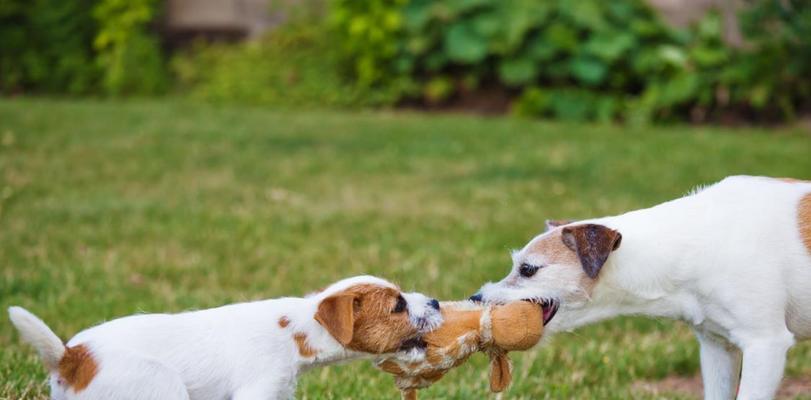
[9,275,443,400]
[473,176,811,400]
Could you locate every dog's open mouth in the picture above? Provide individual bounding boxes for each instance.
[524,298,559,326]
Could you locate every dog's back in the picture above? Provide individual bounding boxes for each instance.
[607,175,811,338]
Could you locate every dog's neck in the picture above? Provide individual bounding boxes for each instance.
[549,216,705,333]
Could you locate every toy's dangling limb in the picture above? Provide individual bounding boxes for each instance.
[487,348,513,393]
[401,388,417,400]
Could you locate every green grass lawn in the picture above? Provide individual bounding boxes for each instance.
[1,98,810,399]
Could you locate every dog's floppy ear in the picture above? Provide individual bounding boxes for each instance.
[561,224,622,279]
[315,293,355,345]
[545,219,574,231]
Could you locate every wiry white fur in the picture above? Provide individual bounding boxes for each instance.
[9,275,441,400]
[479,176,811,400]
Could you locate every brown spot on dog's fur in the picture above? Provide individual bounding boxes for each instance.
[278,316,290,328]
[58,345,97,392]
[315,284,417,354]
[800,193,811,255]
[293,333,317,357]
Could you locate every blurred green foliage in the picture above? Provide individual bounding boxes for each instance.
[93,0,168,95]
[0,0,99,94]
[171,22,393,107]
[330,0,811,122]
[0,0,166,95]
[1,0,808,123]
[734,0,811,120]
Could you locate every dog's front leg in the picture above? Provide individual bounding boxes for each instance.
[694,329,741,400]
[736,331,794,400]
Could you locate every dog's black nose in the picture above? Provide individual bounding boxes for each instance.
[469,293,483,303]
[429,299,440,310]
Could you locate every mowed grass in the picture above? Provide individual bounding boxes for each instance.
[1,98,811,399]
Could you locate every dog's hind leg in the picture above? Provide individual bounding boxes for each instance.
[736,329,795,400]
[694,329,741,400]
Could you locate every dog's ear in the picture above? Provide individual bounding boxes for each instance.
[545,219,574,231]
[561,224,622,279]
[315,293,355,345]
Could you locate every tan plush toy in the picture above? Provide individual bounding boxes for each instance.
[375,301,544,400]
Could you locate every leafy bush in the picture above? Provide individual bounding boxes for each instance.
[172,16,394,107]
[0,0,166,96]
[0,0,99,94]
[330,0,811,123]
[93,0,168,95]
[733,0,811,120]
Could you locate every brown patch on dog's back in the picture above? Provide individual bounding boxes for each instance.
[799,193,811,255]
[278,316,290,328]
[293,333,317,357]
[58,344,97,392]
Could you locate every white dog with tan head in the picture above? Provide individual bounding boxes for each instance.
[473,176,811,400]
[9,275,442,400]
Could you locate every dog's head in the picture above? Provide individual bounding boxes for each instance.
[472,221,622,327]
[313,276,442,354]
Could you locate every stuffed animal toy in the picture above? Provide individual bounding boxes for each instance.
[375,301,544,399]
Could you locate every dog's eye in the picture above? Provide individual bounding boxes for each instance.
[519,263,541,278]
[393,295,407,313]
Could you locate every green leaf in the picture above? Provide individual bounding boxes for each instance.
[658,45,688,68]
[498,57,537,86]
[512,86,550,116]
[690,45,728,68]
[571,57,608,85]
[658,73,699,106]
[423,76,455,103]
[495,1,549,52]
[470,12,501,38]
[444,22,488,63]
[544,22,578,52]
[526,36,558,61]
[585,32,636,62]
[560,1,606,31]
[403,0,433,30]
